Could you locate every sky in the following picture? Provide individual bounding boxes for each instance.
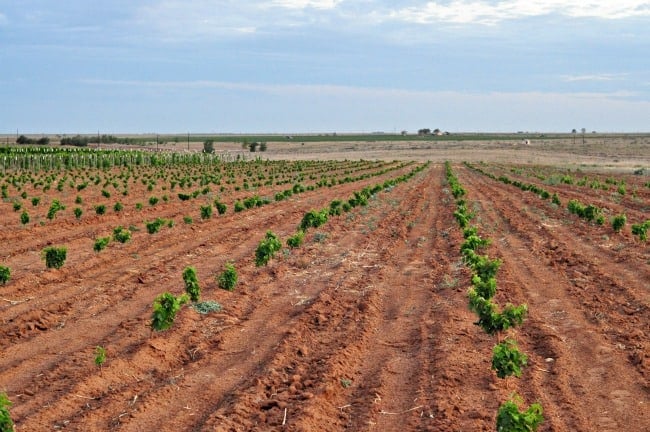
[0,0,649,134]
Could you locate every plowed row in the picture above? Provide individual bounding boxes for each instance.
[1,162,648,431]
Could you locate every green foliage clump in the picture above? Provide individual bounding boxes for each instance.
[0,392,14,432]
[214,200,227,215]
[94,204,106,215]
[93,236,111,252]
[255,231,282,266]
[42,246,67,269]
[113,202,124,212]
[200,204,213,220]
[148,196,159,206]
[234,200,245,212]
[611,214,626,232]
[20,210,29,225]
[496,395,544,432]
[0,266,10,285]
[299,209,329,231]
[31,197,41,207]
[94,346,107,367]
[47,199,65,220]
[112,226,131,243]
[492,339,528,379]
[73,207,83,219]
[631,220,650,241]
[551,193,561,206]
[183,215,193,224]
[182,266,201,302]
[146,218,166,234]
[151,292,189,331]
[286,230,305,248]
[468,289,527,336]
[217,263,238,291]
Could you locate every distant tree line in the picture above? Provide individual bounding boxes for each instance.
[16,135,50,145]
[60,135,142,147]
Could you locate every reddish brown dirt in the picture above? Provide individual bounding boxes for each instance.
[1,162,648,431]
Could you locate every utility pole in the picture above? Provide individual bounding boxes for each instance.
[187,132,190,151]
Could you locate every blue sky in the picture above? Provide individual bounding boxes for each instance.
[1,1,649,133]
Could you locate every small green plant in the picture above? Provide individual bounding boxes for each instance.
[73,207,83,219]
[31,197,40,206]
[299,209,329,231]
[135,202,143,210]
[20,210,29,225]
[93,236,111,252]
[183,266,201,302]
[0,266,10,285]
[47,199,65,220]
[112,226,131,243]
[146,218,166,234]
[492,339,528,379]
[340,378,352,388]
[42,246,67,269]
[214,200,227,215]
[255,230,282,266]
[149,196,159,206]
[200,204,213,220]
[113,202,124,212]
[101,189,111,198]
[94,346,107,367]
[94,204,106,215]
[183,215,193,224]
[151,292,189,331]
[611,214,626,232]
[551,193,561,206]
[217,263,238,291]
[75,195,83,204]
[234,200,245,212]
[12,201,21,212]
[286,230,305,248]
[496,394,544,432]
[0,392,14,432]
[631,220,650,241]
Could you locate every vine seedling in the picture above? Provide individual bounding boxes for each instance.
[42,246,67,269]
[151,292,189,331]
[492,339,528,379]
[0,392,13,432]
[0,266,10,285]
[94,346,107,368]
[496,394,544,432]
[217,263,238,291]
[182,266,201,302]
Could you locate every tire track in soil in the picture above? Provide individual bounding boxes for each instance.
[457,165,649,432]
[194,166,495,431]
[1,165,421,430]
[145,166,431,430]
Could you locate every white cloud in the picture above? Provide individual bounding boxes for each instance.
[561,73,629,82]
[384,1,650,26]
[270,0,344,10]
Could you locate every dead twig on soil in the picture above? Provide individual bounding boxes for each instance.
[282,408,287,426]
[379,405,423,415]
[74,394,97,400]
[2,297,33,305]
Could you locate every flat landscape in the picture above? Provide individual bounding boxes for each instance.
[0,137,648,431]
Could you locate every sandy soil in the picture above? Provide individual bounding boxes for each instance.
[0,150,648,431]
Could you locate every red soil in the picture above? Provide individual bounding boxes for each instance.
[1,163,648,431]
